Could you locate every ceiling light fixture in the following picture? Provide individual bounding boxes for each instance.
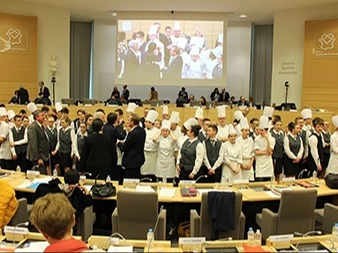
[239,14,248,19]
[109,10,117,17]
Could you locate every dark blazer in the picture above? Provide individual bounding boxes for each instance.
[123,49,140,81]
[18,88,30,104]
[39,86,50,98]
[79,133,114,179]
[165,55,183,80]
[102,124,126,169]
[118,126,146,169]
[26,121,49,162]
[159,32,172,67]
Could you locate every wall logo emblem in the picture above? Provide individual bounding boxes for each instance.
[319,33,335,51]
[0,26,28,53]
[314,32,338,57]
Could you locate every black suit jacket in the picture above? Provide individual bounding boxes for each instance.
[159,33,172,66]
[39,86,50,98]
[27,121,49,162]
[118,126,146,169]
[103,124,126,168]
[18,88,30,104]
[165,55,183,80]
[123,49,140,81]
[79,133,114,179]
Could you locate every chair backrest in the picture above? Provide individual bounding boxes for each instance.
[190,100,201,107]
[277,189,317,234]
[199,191,243,240]
[117,190,158,239]
[83,98,96,105]
[8,198,28,226]
[150,100,164,107]
[61,98,75,105]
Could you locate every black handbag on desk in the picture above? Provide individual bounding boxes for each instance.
[324,173,338,189]
[91,174,116,197]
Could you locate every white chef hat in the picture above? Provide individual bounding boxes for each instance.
[211,46,223,58]
[240,117,250,130]
[263,106,274,118]
[174,21,181,30]
[148,25,158,36]
[162,105,169,115]
[7,110,15,120]
[126,102,137,113]
[183,117,198,131]
[161,119,171,130]
[332,115,338,129]
[170,111,180,124]
[259,115,269,129]
[233,110,244,121]
[55,102,63,112]
[301,108,312,119]
[145,110,159,123]
[216,105,226,118]
[0,108,7,116]
[27,102,38,113]
[195,107,203,119]
[217,33,223,44]
[228,124,237,136]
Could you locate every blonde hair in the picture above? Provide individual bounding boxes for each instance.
[30,193,75,240]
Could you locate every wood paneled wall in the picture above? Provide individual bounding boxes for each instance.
[302,19,338,114]
[0,12,37,104]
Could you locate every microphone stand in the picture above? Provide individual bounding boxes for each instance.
[51,76,56,106]
[294,231,322,249]
[284,81,289,110]
[140,177,153,182]
[13,221,29,246]
[194,175,208,184]
[297,169,308,179]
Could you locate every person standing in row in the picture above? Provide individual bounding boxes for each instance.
[118,113,146,179]
[154,119,177,182]
[270,117,284,179]
[283,122,304,177]
[326,115,338,176]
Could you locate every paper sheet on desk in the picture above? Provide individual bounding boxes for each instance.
[159,187,176,198]
[14,241,49,252]
[107,245,133,252]
[136,185,155,192]
[197,189,232,195]
[17,177,52,189]
[265,191,280,198]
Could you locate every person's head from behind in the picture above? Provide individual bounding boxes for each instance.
[30,193,75,242]
[64,169,80,185]
[107,112,118,126]
[92,118,103,133]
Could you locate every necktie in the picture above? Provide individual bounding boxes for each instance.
[187,141,191,148]
[211,140,215,147]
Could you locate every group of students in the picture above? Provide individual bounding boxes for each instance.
[1,100,338,185]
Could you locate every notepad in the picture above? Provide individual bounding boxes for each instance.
[107,245,133,252]
[158,187,176,198]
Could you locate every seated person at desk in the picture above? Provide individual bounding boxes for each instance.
[33,169,92,221]
[30,193,89,252]
[34,81,51,105]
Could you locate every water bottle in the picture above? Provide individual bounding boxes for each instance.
[147,228,154,249]
[254,229,262,246]
[163,176,167,184]
[247,227,255,246]
[312,170,317,184]
[106,175,111,182]
[332,223,338,244]
[221,175,228,188]
[16,165,21,173]
[53,168,58,178]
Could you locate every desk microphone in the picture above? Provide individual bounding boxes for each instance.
[13,221,29,245]
[82,172,92,177]
[294,230,322,249]
[140,177,153,182]
[148,205,164,252]
[297,169,308,179]
[195,175,208,184]
[105,232,126,249]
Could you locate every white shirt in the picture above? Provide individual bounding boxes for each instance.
[254,134,275,177]
[283,133,304,160]
[203,139,224,170]
[144,127,161,152]
[54,126,76,155]
[9,127,28,156]
[72,132,88,158]
[223,141,242,165]
[216,124,229,141]
[0,122,12,160]
[176,137,205,175]
[308,131,325,167]
[237,136,254,159]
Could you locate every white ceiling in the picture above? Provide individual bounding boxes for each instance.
[16,0,338,24]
